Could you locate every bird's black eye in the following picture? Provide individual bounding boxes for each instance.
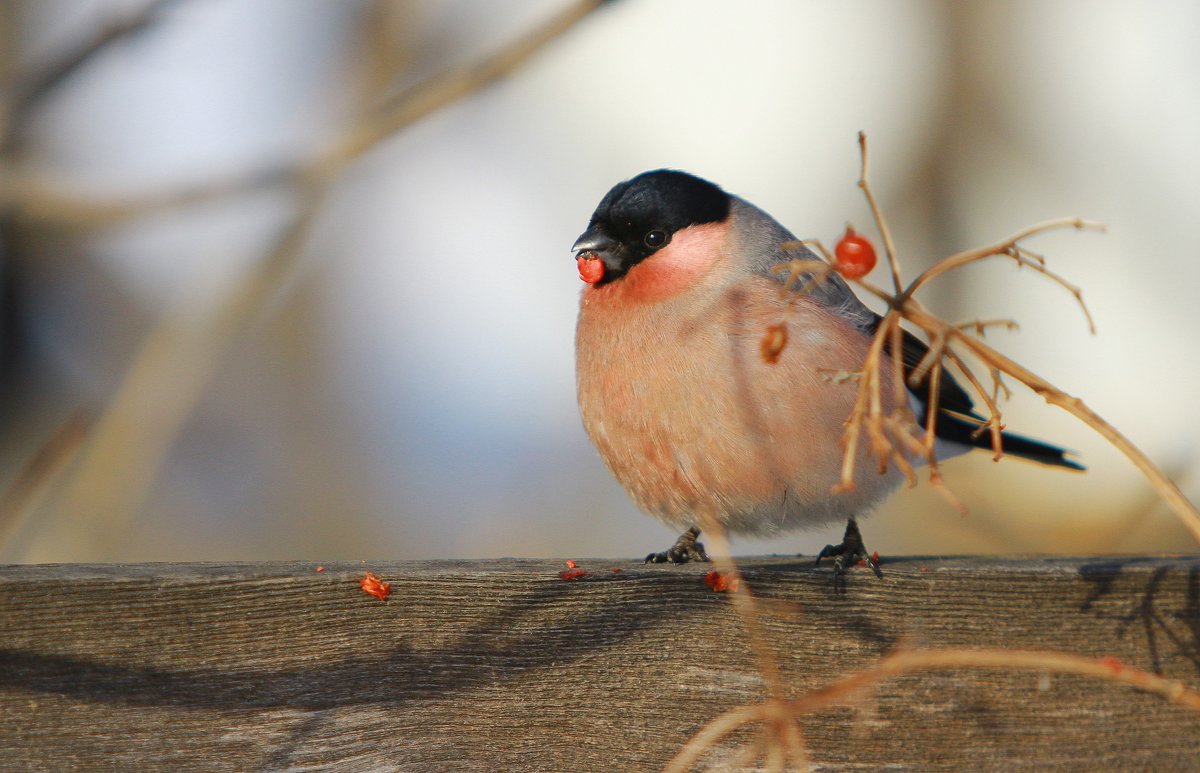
[644,230,668,249]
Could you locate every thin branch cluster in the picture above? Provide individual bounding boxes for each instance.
[668,133,1200,771]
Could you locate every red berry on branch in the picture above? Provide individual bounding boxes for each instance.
[834,226,877,279]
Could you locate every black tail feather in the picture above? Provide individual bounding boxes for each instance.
[935,413,1085,471]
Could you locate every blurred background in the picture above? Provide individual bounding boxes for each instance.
[1,0,1197,564]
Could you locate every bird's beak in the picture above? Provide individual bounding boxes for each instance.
[572,225,621,269]
[572,225,616,255]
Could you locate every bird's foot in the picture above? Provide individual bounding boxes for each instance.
[645,527,710,564]
[815,517,882,591]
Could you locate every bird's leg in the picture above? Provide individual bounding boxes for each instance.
[645,526,710,564]
[815,516,882,589]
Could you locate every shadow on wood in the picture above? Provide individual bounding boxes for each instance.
[1,556,1198,770]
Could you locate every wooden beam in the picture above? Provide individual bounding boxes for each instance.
[1,556,1198,770]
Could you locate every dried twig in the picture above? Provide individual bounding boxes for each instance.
[667,646,1200,771]
[677,132,1200,768]
[691,516,786,696]
[772,131,1200,543]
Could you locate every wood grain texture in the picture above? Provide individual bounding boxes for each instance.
[1,556,1198,771]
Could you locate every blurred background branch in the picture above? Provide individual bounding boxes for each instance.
[0,0,183,151]
[3,0,605,229]
[1,0,608,560]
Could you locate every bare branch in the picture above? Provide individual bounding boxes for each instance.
[3,0,609,228]
[901,217,1103,335]
[679,133,1200,767]
[766,133,1199,544]
[2,0,184,151]
[956,318,1019,336]
[670,646,1200,770]
[855,131,903,295]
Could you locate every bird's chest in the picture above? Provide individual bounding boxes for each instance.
[575,301,708,459]
[574,291,778,516]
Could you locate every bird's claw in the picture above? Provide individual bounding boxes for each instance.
[815,517,882,591]
[645,527,710,564]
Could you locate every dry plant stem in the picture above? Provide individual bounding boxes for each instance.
[887,312,906,419]
[11,0,607,556]
[850,135,1096,463]
[837,311,926,492]
[900,218,1102,332]
[957,318,1019,335]
[939,344,1005,457]
[855,132,902,296]
[666,700,809,773]
[692,520,784,694]
[679,132,1200,771]
[668,647,1200,772]
[0,410,91,556]
[686,518,809,773]
[864,267,1200,540]
[834,323,880,492]
[795,648,1200,713]
[366,0,604,155]
[925,309,1200,544]
[918,340,944,455]
[664,704,765,773]
[910,354,971,514]
[771,255,833,306]
[728,737,763,771]
[845,197,1197,535]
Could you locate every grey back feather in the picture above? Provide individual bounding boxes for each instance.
[729,197,880,332]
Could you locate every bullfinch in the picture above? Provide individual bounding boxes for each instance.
[572,169,1082,578]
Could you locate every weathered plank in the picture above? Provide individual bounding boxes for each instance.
[1,556,1198,771]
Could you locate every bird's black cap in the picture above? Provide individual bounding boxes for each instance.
[573,170,731,283]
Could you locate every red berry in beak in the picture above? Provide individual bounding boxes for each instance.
[577,255,605,284]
